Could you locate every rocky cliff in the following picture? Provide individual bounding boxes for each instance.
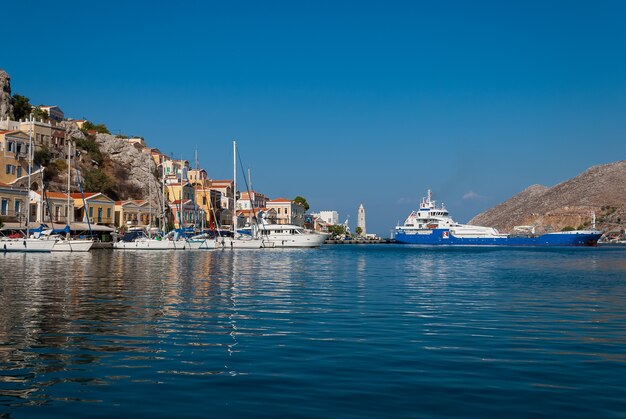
[0,69,13,119]
[469,161,626,234]
[57,121,161,207]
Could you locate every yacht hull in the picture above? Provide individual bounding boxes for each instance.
[51,239,94,252]
[1,238,57,252]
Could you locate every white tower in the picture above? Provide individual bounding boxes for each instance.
[357,203,366,237]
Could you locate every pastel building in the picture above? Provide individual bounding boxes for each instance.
[0,182,28,223]
[30,191,73,224]
[311,210,340,226]
[71,192,116,226]
[115,200,159,228]
[0,130,30,184]
[237,190,268,211]
[266,198,305,227]
[38,106,65,122]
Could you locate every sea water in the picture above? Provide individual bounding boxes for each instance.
[1,245,626,418]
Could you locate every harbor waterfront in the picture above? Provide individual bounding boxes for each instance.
[1,246,626,417]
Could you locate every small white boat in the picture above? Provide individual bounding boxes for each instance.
[0,236,57,252]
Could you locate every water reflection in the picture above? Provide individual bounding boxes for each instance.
[0,247,626,417]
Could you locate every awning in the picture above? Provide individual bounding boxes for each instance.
[70,222,114,232]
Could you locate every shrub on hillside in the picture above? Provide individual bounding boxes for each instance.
[74,137,103,165]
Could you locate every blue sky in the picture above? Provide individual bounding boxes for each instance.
[4,0,626,234]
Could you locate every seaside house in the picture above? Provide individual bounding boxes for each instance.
[195,186,221,228]
[71,192,115,226]
[266,198,305,227]
[30,191,72,224]
[0,182,28,225]
[115,199,158,228]
[210,180,234,229]
[0,130,30,184]
[237,190,269,211]
[170,199,205,229]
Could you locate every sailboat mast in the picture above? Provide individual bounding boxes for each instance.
[26,116,32,237]
[233,140,237,233]
[67,140,71,228]
[148,160,152,228]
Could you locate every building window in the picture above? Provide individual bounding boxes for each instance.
[14,200,21,216]
[16,166,22,177]
[107,208,111,218]
[89,207,93,217]
[5,165,15,175]
[1,199,8,215]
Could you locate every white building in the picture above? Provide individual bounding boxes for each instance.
[357,203,366,236]
[311,210,339,226]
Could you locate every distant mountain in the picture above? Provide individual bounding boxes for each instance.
[469,160,626,234]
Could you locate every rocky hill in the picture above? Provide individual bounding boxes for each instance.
[0,69,13,119]
[469,160,626,234]
[53,122,161,206]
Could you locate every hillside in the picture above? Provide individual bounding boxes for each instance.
[469,160,626,234]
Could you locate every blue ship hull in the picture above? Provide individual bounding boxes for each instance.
[395,229,602,246]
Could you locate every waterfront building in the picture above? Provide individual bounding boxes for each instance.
[357,203,366,236]
[266,198,305,227]
[210,180,234,229]
[162,159,190,183]
[170,199,205,229]
[237,190,268,211]
[311,210,339,226]
[164,182,195,204]
[71,192,115,226]
[30,191,72,224]
[195,186,221,228]
[304,214,331,232]
[0,182,28,224]
[0,130,30,184]
[114,199,158,228]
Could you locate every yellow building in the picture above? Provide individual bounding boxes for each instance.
[267,198,305,226]
[115,200,159,228]
[0,182,28,224]
[71,192,115,226]
[0,130,31,184]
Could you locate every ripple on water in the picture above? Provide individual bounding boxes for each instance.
[0,246,626,417]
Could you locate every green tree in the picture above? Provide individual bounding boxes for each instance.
[561,226,576,232]
[293,196,310,211]
[81,121,110,134]
[327,224,346,238]
[355,226,363,237]
[74,137,103,165]
[84,168,114,195]
[11,94,32,120]
[31,106,49,122]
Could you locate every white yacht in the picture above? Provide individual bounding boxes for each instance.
[239,215,328,248]
[113,230,191,250]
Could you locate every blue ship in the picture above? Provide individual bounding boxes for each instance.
[394,190,602,246]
